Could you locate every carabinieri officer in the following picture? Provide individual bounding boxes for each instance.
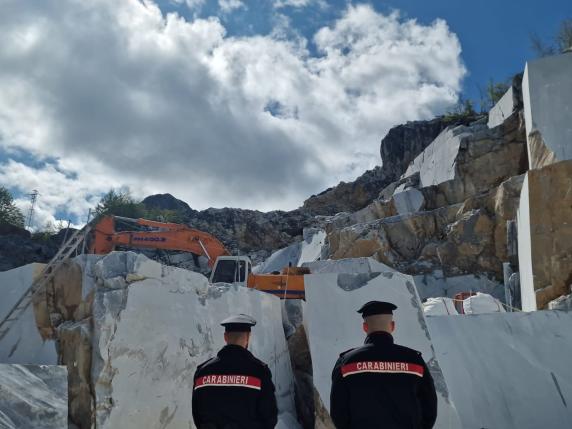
[330,301,437,429]
[192,314,278,429]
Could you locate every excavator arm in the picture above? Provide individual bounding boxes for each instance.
[90,215,308,299]
[89,215,230,267]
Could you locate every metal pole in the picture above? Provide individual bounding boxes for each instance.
[80,209,92,256]
[60,219,71,247]
[26,190,39,230]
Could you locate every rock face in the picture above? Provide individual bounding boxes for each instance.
[255,229,326,273]
[58,320,93,429]
[326,174,524,281]
[517,160,572,309]
[0,364,68,429]
[322,107,527,286]
[302,167,390,216]
[488,87,517,128]
[523,53,572,169]
[548,290,572,310]
[143,194,315,261]
[303,115,483,216]
[0,230,58,272]
[487,73,523,129]
[427,311,572,428]
[87,252,298,429]
[287,325,315,429]
[302,265,461,428]
[141,193,193,213]
[404,113,527,198]
[380,115,483,186]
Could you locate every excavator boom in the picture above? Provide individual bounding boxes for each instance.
[90,215,230,267]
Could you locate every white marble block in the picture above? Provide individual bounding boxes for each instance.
[0,263,57,365]
[303,269,461,428]
[0,364,68,429]
[90,252,299,429]
[427,311,572,428]
[523,53,572,169]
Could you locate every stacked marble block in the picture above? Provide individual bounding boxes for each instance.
[517,53,572,309]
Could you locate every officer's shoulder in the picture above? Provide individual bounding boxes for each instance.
[338,347,356,358]
[394,343,424,360]
[336,347,359,363]
[195,356,218,372]
[246,352,270,369]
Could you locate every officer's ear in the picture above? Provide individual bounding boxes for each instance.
[390,320,395,333]
[362,322,368,334]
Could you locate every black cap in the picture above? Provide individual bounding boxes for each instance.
[357,301,397,318]
[220,314,257,332]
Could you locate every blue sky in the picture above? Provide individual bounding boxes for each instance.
[0,0,570,228]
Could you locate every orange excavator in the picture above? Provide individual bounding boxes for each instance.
[89,215,307,299]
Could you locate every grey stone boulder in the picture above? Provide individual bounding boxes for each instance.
[0,364,68,429]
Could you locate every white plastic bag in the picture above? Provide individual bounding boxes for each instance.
[423,297,459,315]
[463,293,506,314]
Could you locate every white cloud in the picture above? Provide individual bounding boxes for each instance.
[172,0,206,11]
[0,160,112,230]
[273,0,316,8]
[218,0,246,13]
[0,1,465,220]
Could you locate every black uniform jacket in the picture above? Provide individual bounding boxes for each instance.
[192,344,278,429]
[330,331,437,429]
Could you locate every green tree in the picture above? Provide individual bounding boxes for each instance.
[556,19,572,52]
[443,96,478,122]
[95,189,145,219]
[143,207,186,224]
[485,79,510,110]
[0,186,25,227]
[530,19,572,57]
[31,220,64,242]
[476,78,511,112]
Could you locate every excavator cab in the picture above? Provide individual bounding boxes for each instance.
[210,256,252,286]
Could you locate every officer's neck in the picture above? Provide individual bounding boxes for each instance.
[365,330,394,344]
[223,343,249,351]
